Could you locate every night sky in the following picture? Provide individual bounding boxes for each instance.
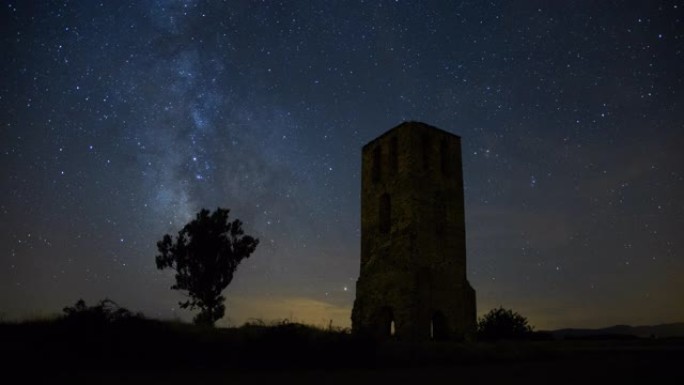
[2,1,683,330]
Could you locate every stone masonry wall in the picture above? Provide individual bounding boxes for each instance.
[352,121,476,341]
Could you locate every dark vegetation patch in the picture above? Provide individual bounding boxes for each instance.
[3,315,682,372]
[2,301,683,382]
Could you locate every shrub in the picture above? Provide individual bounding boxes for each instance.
[62,298,142,325]
[477,307,533,341]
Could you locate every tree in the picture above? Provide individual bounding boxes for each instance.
[156,208,259,326]
[477,307,533,341]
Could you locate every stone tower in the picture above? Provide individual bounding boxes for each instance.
[352,121,476,341]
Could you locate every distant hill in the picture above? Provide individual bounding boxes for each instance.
[550,322,684,339]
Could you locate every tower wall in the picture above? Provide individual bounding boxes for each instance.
[352,121,476,341]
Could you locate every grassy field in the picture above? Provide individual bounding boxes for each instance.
[2,317,683,384]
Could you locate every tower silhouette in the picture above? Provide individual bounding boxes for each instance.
[352,121,476,341]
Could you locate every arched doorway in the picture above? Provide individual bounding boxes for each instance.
[431,311,449,341]
[377,307,395,338]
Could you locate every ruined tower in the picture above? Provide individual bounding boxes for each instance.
[352,121,476,341]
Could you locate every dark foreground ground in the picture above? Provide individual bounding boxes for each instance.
[2,318,683,384]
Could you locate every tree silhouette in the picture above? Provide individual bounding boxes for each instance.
[156,208,259,326]
[477,307,533,341]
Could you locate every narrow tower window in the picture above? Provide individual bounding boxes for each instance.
[440,139,450,176]
[389,136,398,175]
[372,145,382,183]
[379,193,391,234]
[422,134,431,171]
[435,195,446,235]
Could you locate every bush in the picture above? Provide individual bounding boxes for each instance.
[62,298,142,325]
[477,307,533,341]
